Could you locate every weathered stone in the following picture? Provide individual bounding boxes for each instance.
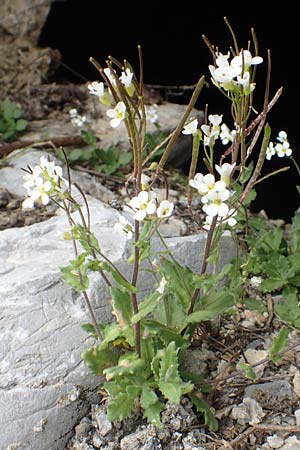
[0,0,51,44]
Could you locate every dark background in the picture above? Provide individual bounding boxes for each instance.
[38,1,300,222]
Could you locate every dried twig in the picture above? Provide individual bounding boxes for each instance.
[0,135,85,158]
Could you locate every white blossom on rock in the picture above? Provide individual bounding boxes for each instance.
[129,190,157,221]
[22,157,66,209]
[202,188,231,218]
[114,216,134,240]
[156,200,174,218]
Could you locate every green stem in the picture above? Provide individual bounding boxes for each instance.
[131,220,141,357]
[187,215,218,316]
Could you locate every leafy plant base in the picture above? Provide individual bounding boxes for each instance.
[65,316,300,450]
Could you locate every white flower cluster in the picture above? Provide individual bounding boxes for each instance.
[22,156,67,209]
[209,49,263,95]
[87,66,137,129]
[128,174,174,222]
[189,162,237,227]
[266,131,292,160]
[69,108,87,128]
[182,114,236,148]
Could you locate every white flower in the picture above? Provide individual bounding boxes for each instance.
[236,71,255,93]
[114,216,134,240]
[157,276,167,294]
[120,68,135,96]
[202,188,231,217]
[275,131,292,157]
[231,50,263,71]
[249,276,262,288]
[215,162,236,186]
[69,108,78,118]
[277,130,288,142]
[225,208,238,227]
[129,190,157,221]
[22,157,66,209]
[220,123,236,145]
[22,176,52,208]
[156,200,174,218]
[145,104,158,124]
[106,102,126,128]
[87,81,112,106]
[209,52,241,90]
[275,142,292,157]
[189,173,226,197]
[201,114,222,146]
[87,81,105,97]
[209,49,262,93]
[141,174,151,190]
[69,108,87,128]
[182,118,199,135]
[266,142,276,160]
[203,207,237,229]
[103,68,117,86]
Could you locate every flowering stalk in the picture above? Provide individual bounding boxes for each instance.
[153,76,206,177]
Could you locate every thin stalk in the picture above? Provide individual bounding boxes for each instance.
[153,76,206,177]
[131,220,141,357]
[188,133,201,206]
[63,199,102,340]
[187,215,218,316]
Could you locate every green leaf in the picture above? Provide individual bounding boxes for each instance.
[140,385,158,409]
[110,286,134,326]
[291,211,300,253]
[188,393,218,432]
[158,342,193,403]
[143,401,164,428]
[260,254,294,293]
[144,319,189,349]
[275,286,300,328]
[239,362,257,380]
[103,353,146,381]
[68,148,84,163]
[152,292,186,329]
[100,322,126,347]
[269,326,289,363]
[100,261,137,293]
[239,161,254,184]
[81,129,97,145]
[183,291,234,326]
[60,253,89,291]
[160,258,193,310]
[118,151,132,165]
[81,346,119,375]
[106,392,136,422]
[15,118,28,131]
[131,291,161,323]
[244,297,267,314]
[2,98,21,119]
